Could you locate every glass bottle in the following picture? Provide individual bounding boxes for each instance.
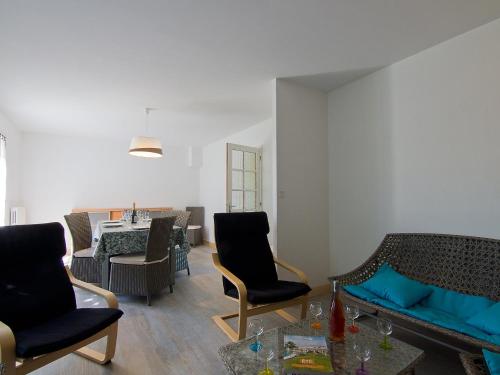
[131,202,137,224]
[329,280,345,342]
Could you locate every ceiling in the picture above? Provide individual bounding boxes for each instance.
[1,1,500,146]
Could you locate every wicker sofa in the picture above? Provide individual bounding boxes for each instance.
[329,233,500,353]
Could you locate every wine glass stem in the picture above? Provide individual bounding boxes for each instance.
[361,362,364,370]
[384,335,388,347]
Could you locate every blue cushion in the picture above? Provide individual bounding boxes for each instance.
[421,285,494,321]
[343,284,500,347]
[467,302,500,335]
[483,349,500,375]
[343,285,379,302]
[360,263,432,308]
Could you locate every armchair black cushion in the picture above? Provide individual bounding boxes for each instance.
[214,212,311,302]
[226,280,311,305]
[0,222,123,358]
[14,308,123,357]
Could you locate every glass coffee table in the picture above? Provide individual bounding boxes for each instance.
[219,318,424,374]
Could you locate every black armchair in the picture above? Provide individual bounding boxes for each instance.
[212,212,311,341]
[0,223,123,375]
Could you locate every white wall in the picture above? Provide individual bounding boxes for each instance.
[0,112,23,225]
[21,132,200,225]
[199,118,276,246]
[328,70,394,275]
[275,79,329,287]
[328,18,500,274]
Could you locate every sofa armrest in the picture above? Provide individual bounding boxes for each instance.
[66,266,119,309]
[329,254,383,286]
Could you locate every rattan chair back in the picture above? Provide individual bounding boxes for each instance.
[145,217,175,263]
[158,210,190,231]
[64,212,92,252]
[186,207,204,226]
[353,233,500,301]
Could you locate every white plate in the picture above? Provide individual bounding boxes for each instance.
[132,226,150,230]
[102,220,121,224]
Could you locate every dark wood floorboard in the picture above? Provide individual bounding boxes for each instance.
[32,246,465,374]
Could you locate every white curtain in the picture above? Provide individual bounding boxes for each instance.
[0,134,6,226]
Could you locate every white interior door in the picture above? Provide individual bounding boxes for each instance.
[226,143,262,212]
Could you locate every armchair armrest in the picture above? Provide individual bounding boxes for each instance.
[0,320,15,368]
[273,257,308,285]
[66,266,119,309]
[211,253,247,301]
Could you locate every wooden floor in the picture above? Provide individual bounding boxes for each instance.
[33,245,466,375]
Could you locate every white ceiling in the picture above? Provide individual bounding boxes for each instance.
[1,1,500,146]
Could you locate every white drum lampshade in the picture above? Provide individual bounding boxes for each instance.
[128,136,163,158]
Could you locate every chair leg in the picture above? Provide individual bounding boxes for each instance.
[187,266,191,275]
[300,295,308,320]
[147,294,151,306]
[75,322,118,364]
[169,284,173,293]
[237,300,248,340]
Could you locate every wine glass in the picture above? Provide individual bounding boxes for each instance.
[309,301,323,331]
[248,318,264,352]
[258,348,275,375]
[345,304,360,333]
[353,341,371,375]
[377,318,393,350]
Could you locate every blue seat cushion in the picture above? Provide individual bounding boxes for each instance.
[420,285,494,321]
[14,308,123,358]
[360,263,432,308]
[467,302,500,335]
[226,280,311,305]
[483,349,500,375]
[343,284,500,346]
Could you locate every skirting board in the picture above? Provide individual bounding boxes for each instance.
[203,240,217,250]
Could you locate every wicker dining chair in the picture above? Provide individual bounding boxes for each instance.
[186,207,204,246]
[164,210,191,231]
[64,212,101,284]
[155,210,191,275]
[108,217,175,306]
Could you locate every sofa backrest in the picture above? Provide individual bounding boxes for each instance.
[372,233,500,301]
[0,222,76,332]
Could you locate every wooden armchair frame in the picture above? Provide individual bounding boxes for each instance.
[212,253,309,342]
[0,267,119,375]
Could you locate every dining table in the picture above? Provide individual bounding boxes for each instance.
[92,220,190,290]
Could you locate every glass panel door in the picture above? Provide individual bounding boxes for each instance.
[226,143,262,212]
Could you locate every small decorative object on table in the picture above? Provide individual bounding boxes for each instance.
[329,280,345,342]
[258,348,275,375]
[345,304,360,334]
[309,301,323,331]
[249,318,264,352]
[353,341,372,375]
[377,318,393,350]
[283,334,333,374]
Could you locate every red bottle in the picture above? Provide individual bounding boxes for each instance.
[329,280,345,342]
